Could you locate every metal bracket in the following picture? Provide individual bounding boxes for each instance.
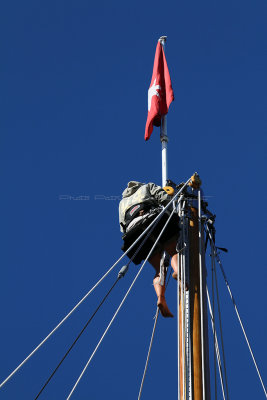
[158,252,169,286]
[118,264,129,279]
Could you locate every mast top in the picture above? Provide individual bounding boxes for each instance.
[189,172,202,189]
[158,36,167,46]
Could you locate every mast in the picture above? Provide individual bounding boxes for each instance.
[157,37,211,400]
[188,177,211,400]
[176,174,211,400]
[158,35,168,187]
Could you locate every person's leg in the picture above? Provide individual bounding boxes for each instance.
[149,252,173,318]
[165,238,188,290]
[164,239,178,277]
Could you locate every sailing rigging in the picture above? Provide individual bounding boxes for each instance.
[0,36,266,400]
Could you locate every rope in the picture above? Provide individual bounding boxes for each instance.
[206,226,267,398]
[37,206,177,399]
[177,198,190,400]
[34,277,121,399]
[206,287,227,400]
[125,206,173,268]
[137,267,173,400]
[0,263,118,389]
[0,178,191,390]
[198,190,206,400]
[137,308,159,400]
[212,243,230,400]
[66,208,176,400]
[124,179,190,267]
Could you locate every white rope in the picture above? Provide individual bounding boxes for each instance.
[137,308,159,400]
[206,226,267,398]
[198,190,206,400]
[210,235,229,400]
[0,178,191,390]
[206,287,226,400]
[0,263,118,389]
[66,208,177,400]
[177,198,187,400]
[137,261,175,400]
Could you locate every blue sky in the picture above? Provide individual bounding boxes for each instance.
[0,0,266,399]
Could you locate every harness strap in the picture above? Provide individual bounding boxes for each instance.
[125,203,151,228]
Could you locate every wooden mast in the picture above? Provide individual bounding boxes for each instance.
[156,36,211,400]
[179,174,211,400]
[189,205,204,399]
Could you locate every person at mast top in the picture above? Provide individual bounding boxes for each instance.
[119,181,180,318]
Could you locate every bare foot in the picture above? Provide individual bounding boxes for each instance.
[157,296,174,318]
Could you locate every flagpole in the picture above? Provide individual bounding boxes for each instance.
[158,35,168,187]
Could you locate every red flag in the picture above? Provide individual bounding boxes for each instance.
[144,42,174,141]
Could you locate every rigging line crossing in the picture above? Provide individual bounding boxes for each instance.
[34,276,122,400]
[110,201,184,399]
[137,264,174,400]
[206,225,267,398]
[206,287,226,400]
[127,196,182,269]
[0,178,191,390]
[39,219,174,400]
[0,261,118,389]
[66,208,177,400]
[37,200,181,399]
[211,239,230,400]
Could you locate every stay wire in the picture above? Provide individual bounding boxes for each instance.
[206,225,267,398]
[65,208,177,400]
[0,178,191,390]
[35,205,174,399]
[126,207,172,268]
[206,287,226,400]
[137,308,159,400]
[127,191,183,270]
[36,212,176,400]
[137,267,173,400]
[34,277,120,400]
[206,225,229,399]
[212,241,230,400]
